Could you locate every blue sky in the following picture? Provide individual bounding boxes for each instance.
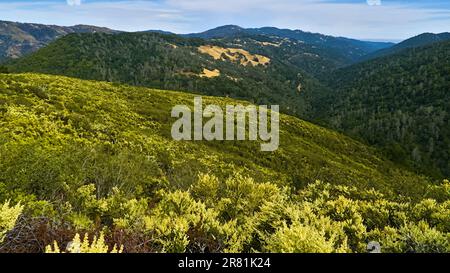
[0,0,449,41]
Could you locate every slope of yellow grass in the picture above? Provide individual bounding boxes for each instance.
[255,41,281,47]
[198,45,270,67]
[199,68,221,78]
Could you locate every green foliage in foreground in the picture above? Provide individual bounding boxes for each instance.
[0,73,448,253]
[0,201,23,243]
[4,175,450,253]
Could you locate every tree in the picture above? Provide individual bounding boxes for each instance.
[0,65,9,74]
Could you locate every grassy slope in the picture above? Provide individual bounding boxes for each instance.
[0,73,433,201]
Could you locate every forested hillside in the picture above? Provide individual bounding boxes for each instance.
[6,30,450,181]
[0,73,448,253]
[0,21,392,70]
[6,32,328,118]
[316,40,450,179]
[203,34,350,76]
[185,25,393,64]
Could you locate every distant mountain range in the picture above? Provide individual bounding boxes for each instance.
[183,25,394,63]
[0,21,392,63]
[0,20,117,60]
[360,32,450,61]
[2,20,449,66]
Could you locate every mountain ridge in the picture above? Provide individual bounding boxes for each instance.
[0,20,118,60]
[1,20,393,64]
[184,25,394,63]
[360,32,450,62]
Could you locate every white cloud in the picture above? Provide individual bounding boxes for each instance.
[367,0,381,6]
[67,0,82,6]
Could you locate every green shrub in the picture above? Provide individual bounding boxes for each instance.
[264,223,336,253]
[0,201,24,243]
[398,221,450,253]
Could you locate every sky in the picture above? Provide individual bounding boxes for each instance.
[0,0,449,41]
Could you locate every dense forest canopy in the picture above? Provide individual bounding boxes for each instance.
[315,40,450,179]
